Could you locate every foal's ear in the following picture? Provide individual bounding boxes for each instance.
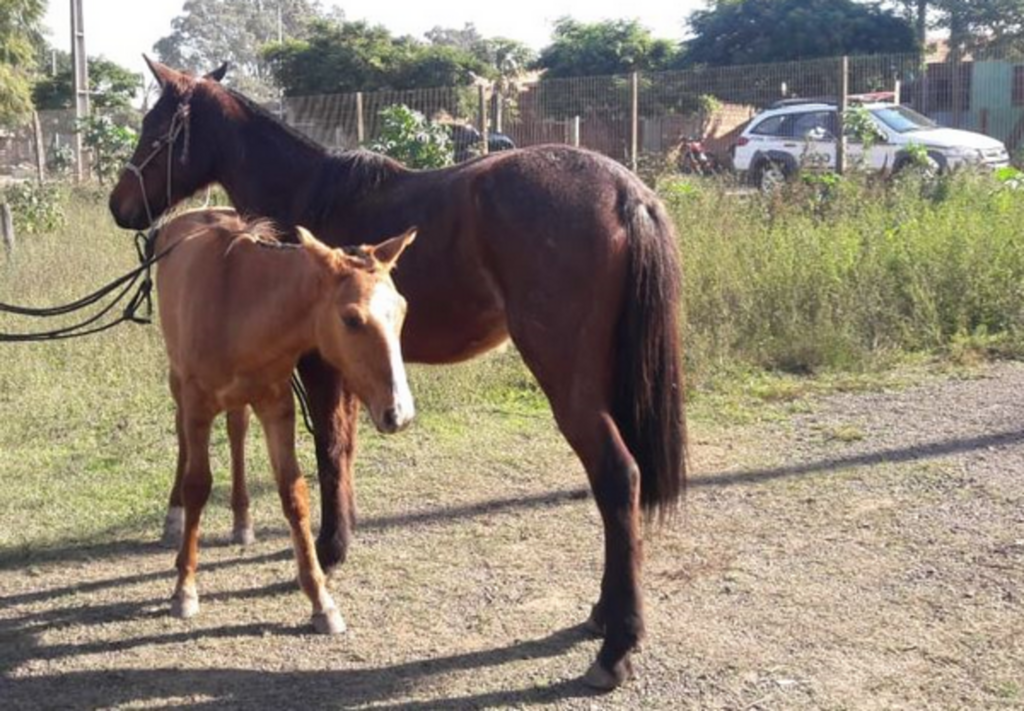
[296,226,335,263]
[205,62,229,83]
[371,228,417,269]
[143,55,179,91]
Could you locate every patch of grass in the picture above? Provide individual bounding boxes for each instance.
[826,425,866,443]
[668,171,1024,384]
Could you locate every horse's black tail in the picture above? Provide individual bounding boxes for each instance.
[612,185,688,519]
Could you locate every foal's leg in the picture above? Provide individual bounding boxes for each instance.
[227,407,255,545]
[170,391,216,620]
[255,392,345,634]
[162,373,187,547]
[297,353,360,574]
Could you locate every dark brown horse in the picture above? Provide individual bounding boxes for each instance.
[109,59,687,689]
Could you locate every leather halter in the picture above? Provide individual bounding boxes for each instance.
[122,83,195,228]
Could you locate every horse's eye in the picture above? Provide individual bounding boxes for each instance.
[343,314,364,331]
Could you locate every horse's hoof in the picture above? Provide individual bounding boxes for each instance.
[231,525,256,546]
[161,507,185,548]
[584,605,606,637]
[583,657,634,691]
[312,608,346,635]
[170,591,199,619]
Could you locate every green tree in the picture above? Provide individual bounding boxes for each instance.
[153,0,342,100]
[32,51,141,111]
[535,17,678,78]
[890,0,1024,57]
[426,23,535,83]
[264,19,490,95]
[0,0,44,125]
[680,0,917,67]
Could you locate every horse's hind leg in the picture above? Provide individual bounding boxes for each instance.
[171,389,216,620]
[255,392,345,635]
[506,287,643,688]
[228,407,255,545]
[162,373,187,548]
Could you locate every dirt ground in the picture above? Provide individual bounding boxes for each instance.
[1,362,1022,710]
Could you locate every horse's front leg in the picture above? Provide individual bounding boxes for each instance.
[297,353,360,574]
[254,391,345,634]
[163,373,187,548]
[170,390,215,620]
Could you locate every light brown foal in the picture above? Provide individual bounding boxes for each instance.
[156,208,415,633]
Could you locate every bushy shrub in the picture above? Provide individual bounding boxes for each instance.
[77,115,137,184]
[368,105,454,170]
[1,181,67,235]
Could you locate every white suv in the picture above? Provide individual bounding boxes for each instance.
[732,99,1011,191]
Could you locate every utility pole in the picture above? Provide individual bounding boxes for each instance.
[70,0,89,182]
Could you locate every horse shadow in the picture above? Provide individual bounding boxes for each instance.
[2,597,600,709]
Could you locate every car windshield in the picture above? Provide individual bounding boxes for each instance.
[870,105,937,133]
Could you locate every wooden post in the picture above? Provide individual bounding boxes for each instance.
[492,91,503,134]
[951,48,963,129]
[32,111,46,183]
[836,56,849,175]
[1,203,14,257]
[355,91,365,144]
[571,116,580,148]
[630,71,639,171]
[478,84,489,156]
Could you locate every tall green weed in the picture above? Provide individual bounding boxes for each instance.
[666,171,1024,384]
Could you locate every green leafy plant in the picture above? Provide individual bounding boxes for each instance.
[76,115,137,184]
[1,181,67,235]
[46,140,76,177]
[368,104,454,170]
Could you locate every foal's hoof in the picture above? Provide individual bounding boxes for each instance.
[312,608,346,635]
[583,657,634,691]
[161,507,185,548]
[231,525,256,546]
[170,591,200,620]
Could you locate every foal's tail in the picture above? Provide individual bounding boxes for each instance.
[613,186,688,519]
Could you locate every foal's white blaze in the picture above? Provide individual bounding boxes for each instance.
[369,280,414,431]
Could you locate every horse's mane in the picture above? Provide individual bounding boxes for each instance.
[222,86,406,227]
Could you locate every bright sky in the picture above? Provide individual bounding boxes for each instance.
[44,0,703,79]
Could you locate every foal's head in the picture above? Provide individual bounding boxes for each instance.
[299,227,417,434]
[109,57,227,230]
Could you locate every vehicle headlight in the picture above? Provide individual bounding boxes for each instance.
[945,147,983,162]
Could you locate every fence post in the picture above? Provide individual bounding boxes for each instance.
[493,91,503,134]
[571,116,580,148]
[836,55,849,175]
[630,71,639,172]
[478,84,489,156]
[32,111,46,183]
[1,203,14,257]
[355,91,365,144]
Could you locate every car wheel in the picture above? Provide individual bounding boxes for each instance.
[756,160,787,193]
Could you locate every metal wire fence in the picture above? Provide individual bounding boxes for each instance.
[2,50,1022,181]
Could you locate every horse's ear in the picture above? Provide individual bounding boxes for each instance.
[143,54,178,91]
[371,228,417,269]
[296,226,335,263]
[205,62,229,83]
